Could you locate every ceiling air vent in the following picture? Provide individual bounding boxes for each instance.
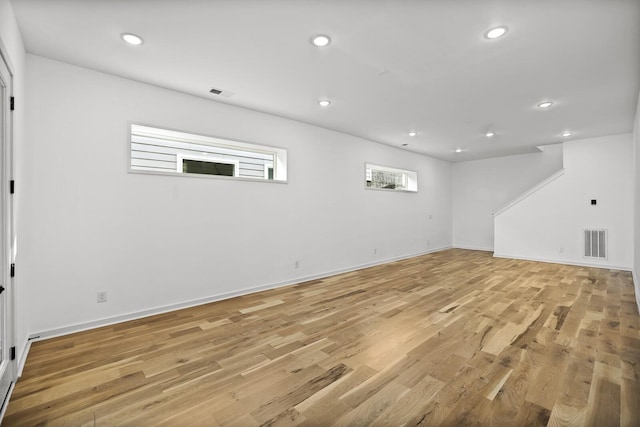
[209,87,235,98]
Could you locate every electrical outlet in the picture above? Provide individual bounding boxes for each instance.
[294,260,299,269]
[427,239,430,247]
[374,248,377,255]
[559,247,564,254]
[97,291,107,303]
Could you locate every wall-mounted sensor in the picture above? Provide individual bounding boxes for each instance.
[591,199,597,205]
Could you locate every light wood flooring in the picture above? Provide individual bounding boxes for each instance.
[4,249,640,426]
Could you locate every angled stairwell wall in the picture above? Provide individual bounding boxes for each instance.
[494,133,634,270]
[452,145,563,251]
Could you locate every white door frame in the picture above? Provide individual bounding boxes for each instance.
[0,41,17,418]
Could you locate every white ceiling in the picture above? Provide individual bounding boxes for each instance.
[10,0,640,161]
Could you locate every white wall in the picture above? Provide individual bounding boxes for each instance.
[0,0,27,371]
[452,146,563,251]
[22,54,452,337]
[633,90,640,308]
[495,134,634,269]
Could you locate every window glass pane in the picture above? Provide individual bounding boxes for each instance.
[365,163,417,192]
[183,159,235,176]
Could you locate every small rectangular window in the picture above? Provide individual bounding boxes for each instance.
[130,124,287,182]
[365,163,417,192]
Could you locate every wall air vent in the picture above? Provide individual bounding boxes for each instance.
[584,229,607,259]
[209,87,235,98]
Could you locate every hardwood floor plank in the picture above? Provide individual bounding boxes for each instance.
[5,249,639,426]
[585,378,621,427]
[369,374,444,427]
[514,400,552,427]
[621,377,640,427]
[295,366,376,425]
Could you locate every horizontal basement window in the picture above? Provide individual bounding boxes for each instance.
[365,163,417,192]
[130,124,287,182]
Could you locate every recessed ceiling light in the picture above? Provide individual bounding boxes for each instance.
[311,34,331,47]
[121,33,143,45]
[455,148,463,153]
[408,131,418,137]
[537,101,554,108]
[561,131,572,137]
[318,99,331,107]
[485,131,495,137]
[485,26,508,39]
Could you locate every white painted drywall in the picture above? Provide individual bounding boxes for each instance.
[633,90,640,309]
[495,134,633,269]
[0,0,27,372]
[452,146,563,251]
[22,54,452,336]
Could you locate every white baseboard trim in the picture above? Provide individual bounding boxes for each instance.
[0,340,31,423]
[493,253,632,272]
[16,340,31,379]
[633,269,640,313]
[452,244,493,252]
[0,342,31,424]
[29,245,453,342]
[0,382,15,424]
